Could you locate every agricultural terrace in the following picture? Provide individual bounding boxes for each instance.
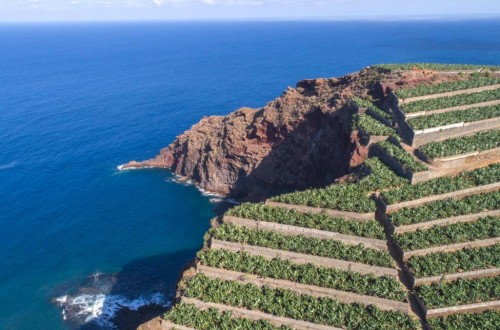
[162,65,500,330]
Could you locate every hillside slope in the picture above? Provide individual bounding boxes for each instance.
[135,63,500,330]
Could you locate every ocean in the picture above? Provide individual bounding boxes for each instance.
[0,20,499,329]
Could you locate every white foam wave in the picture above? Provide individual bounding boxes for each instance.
[197,187,223,197]
[56,292,169,328]
[116,164,155,171]
[166,174,192,186]
[209,197,240,204]
[166,174,231,199]
[56,295,68,305]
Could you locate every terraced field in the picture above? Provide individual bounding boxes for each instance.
[373,140,428,173]
[396,78,500,99]
[374,63,500,71]
[402,88,500,114]
[407,104,500,131]
[159,66,500,330]
[419,130,499,159]
[270,158,407,213]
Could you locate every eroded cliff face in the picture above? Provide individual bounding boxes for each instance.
[122,67,461,199]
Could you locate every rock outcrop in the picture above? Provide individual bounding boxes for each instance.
[122,67,463,199]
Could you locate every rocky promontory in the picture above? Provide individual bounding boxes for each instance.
[122,67,463,199]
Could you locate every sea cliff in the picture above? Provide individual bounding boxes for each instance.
[122,66,458,199]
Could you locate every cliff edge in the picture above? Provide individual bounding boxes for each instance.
[122,67,457,199]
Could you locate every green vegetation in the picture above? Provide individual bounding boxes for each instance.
[272,158,407,212]
[381,164,500,204]
[407,244,500,278]
[416,276,500,309]
[354,158,409,190]
[352,113,396,136]
[396,78,500,99]
[352,96,392,120]
[420,130,500,159]
[210,224,393,267]
[395,216,499,251]
[374,140,427,172]
[164,303,292,330]
[402,88,500,113]
[226,203,385,239]
[183,274,419,330]
[272,183,376,212]
[428,310,500,330]
[374,63,500,71]
[408,105,500,130]
[389,190,500,226]
[198,249,403,300]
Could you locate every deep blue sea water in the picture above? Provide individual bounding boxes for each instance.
[0,20,499,329]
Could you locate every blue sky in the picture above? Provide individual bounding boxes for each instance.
[2,0,500,22]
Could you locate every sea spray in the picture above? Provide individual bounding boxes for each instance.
[53,273,170,328]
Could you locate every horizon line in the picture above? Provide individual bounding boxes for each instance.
[1,13,499,24]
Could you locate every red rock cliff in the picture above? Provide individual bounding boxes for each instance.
[122,67,449,199]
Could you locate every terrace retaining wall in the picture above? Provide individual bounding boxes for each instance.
[181,297,340,330]
[369,142,428,184]
[161,322,196,330]
[414,268,500,286]
[209,239,398,278]
[264,201,374,221]
[393,210,500,234]
[405,99,500,119]
[387,93,415,144]
[370,141,499,184]
[399,84,500,104]
[409,160,500,183]
[383,181,500,214]
[197,265,411,313]
[388,91,500,147]
[412,116,500,147]
[222,215,388,250]
[359,107,393,127]
[400,237,500,260]
[425,300,500,319]
[419,147,500,169]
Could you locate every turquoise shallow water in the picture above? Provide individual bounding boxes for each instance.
[0,20,499,329]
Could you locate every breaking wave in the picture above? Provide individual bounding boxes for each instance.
[53,273,170,329]
[197,187,223,198]
[55,292,169,329]
[116,164,154,171]
[166,175,224,197]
